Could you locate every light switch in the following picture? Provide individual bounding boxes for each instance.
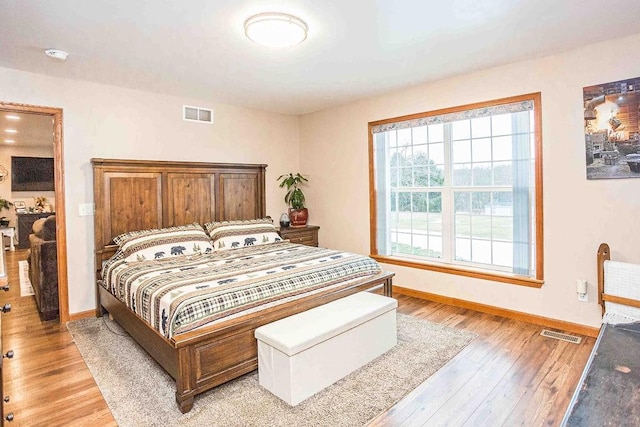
[79,203,94,216]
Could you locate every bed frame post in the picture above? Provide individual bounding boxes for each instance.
[175,347,195,414]
[597,243,610,316]
[384,273,393,297]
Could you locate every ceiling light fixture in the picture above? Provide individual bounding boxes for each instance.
[4,140,15,144]
[5,129,17,133]
[5,115,20,120]
[44,48,69,61]
[244,12,307,48]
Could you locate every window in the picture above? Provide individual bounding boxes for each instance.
[369,93,543,287]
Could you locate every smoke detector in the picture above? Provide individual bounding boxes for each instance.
[44,49,69,61]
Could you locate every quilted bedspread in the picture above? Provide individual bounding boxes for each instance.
[101,242,382,338]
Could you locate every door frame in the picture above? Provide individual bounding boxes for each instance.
[0,101,68,323]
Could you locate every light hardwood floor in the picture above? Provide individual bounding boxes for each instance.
[2,249,594,426]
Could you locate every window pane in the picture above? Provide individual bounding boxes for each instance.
[454,191,471,213]
[389,131,397,147]
[429,235,442,258]
[492,191,513,240]
[472,117,491,138]
[472,137,492,162]
[493,190,513,206]
[472,192,491,212]
[400,167,412,186]
[493,241,513,267]
[455,237,471,261]
[413,234,428,256]
[412,192,428,212]
[429,142,444,164]
[493,161,512,186]
[471,215,489,239]
[413,166,429,186]
[452,164,472,186]
[390,149,401,167]
[395,233,412,255]
[428,192,442,213]
[452,120,471,140]
[390,168,398,186]
[472,192,491,236]
[398,128,412,146]
[428,123,444,142]
[493,136,512,161]
[428,211,442,234]
[492,114,512,136]
[452,140,471,163]
[472,240,492,264]
[472,163,492,186]
[413,144,429,165]
[430,165,445,187]
[455,213,470,237]
[398,192,411,212]
[413,126,428,144]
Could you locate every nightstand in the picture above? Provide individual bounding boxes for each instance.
[277,225,320,247]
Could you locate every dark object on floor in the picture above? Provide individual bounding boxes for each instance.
[26,215,58,320]
[563,321,640,426]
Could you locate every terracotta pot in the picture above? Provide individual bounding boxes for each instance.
[288,208,308,227]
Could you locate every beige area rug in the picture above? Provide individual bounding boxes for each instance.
[18,260,34,296]
[68,313,476,427]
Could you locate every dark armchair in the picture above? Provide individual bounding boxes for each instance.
[27,215,58,320]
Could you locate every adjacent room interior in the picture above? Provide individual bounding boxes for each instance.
[1,1,640,425]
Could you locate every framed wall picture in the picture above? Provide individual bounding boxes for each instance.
[13,200,26,213]
[585,76,640,179]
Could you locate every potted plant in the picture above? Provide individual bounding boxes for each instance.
[277,173,309,227]
[0,198,13,227]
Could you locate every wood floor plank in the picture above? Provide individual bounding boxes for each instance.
[0,249,595,425]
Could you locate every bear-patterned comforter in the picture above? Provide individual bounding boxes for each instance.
[101,241,383,338]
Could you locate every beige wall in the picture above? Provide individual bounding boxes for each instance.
[300,32,640,328]
[0,145,56,229]
[0,67,300,314]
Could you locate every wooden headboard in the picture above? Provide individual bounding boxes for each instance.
[91,158,267,266]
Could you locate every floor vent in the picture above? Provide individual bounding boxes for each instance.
[540,329,582,344]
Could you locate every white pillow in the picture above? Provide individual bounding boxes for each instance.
[204,218,281,250]
[115,223,214,262]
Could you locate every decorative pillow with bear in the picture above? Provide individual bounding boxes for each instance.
[204,218,281,251]
[114,223,214,262]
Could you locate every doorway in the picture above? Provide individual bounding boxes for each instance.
[0,101,68,323]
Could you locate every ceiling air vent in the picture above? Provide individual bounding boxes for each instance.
[183,105,213,124]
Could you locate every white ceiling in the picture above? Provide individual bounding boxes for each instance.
[1,1,640,115]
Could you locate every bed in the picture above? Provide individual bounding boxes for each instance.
[562,243,640,425]
[91,158,394,413]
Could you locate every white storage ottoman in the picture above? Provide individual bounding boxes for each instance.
[254,291,397,406]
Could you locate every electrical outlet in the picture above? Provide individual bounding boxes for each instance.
[576,279,588,302]
[78,203,94,216]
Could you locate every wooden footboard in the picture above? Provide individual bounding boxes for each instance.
[100,271,394,413]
